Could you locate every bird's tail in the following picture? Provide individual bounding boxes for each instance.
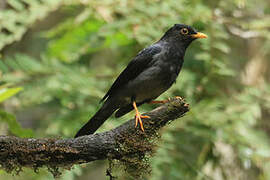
[74,98,119,138]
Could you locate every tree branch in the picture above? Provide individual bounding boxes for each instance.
[0,98,189,176]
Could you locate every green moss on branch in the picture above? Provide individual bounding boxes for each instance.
[0,97,189,178]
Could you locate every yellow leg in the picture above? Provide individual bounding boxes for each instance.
[133,101,150,131]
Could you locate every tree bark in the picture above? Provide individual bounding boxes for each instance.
[0,97,189,176]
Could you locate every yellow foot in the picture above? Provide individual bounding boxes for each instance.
[168,96,183,101]
[149,100,168,104]
[132,101,150,131]
[135,113,150,131]
[175,96,183,100]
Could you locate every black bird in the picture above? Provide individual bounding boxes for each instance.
[75,24,207,138]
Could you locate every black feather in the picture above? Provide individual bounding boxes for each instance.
[115,101,147,118]
[100,45,162,103]
[75,97,119,137]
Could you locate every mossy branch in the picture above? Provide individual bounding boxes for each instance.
[0,97,189,177]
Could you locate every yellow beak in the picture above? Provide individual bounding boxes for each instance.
[191,32,207,39]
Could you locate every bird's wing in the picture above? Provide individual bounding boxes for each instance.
[100,44,162,102]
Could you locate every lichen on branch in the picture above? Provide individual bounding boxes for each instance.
[0,97,189,178]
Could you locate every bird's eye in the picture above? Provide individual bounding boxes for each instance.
[180,28,189,35]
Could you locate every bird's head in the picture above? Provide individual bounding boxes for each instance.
[161,24,207,47]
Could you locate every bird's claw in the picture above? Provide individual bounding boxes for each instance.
[135,113,150,132]
[175,96,183,100]
[168,96,183,102]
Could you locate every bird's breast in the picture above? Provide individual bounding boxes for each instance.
[122,60,182,102]
[118,48,184,103]
[152,55,183,85]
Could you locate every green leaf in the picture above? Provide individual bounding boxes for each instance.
[0,110,33,137]
[0,87,23,103]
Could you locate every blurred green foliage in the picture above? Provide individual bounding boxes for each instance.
[0,0,270,179]
[0,85,32,137]
[0,0,63,51]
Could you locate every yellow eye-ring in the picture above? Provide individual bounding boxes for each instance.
[180,28,189,35]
